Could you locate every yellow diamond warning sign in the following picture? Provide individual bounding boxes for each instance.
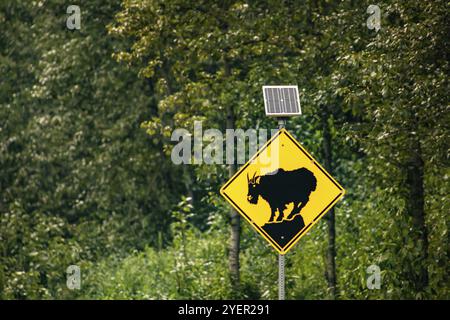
[220,128,345,254]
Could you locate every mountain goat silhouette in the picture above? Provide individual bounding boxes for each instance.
[247,167,317,222]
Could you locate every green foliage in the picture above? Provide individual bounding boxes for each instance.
[0,0,181,298]
[81,198,234,299]
[0,202,81,299]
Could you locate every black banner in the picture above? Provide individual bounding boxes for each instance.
[0,299,440,319]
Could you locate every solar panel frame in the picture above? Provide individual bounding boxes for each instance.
[262,85,301,117]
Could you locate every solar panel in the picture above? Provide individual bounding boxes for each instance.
[263,85,301,116]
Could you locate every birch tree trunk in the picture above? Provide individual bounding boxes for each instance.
[405,138,429,291]
[322,108,337,299]
[224,60,240,291]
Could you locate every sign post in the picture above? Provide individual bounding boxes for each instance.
[278,254,285,300]
[277,118,286,301]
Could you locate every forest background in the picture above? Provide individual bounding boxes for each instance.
[0,0,448,299]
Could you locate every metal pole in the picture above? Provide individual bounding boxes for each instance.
[278,254,285,300]
[277,117,286,300]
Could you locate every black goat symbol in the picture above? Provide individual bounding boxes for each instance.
[247,168,317,223]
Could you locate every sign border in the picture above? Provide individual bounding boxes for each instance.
[220,128,345,254]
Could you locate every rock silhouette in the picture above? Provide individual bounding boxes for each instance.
[262,214,305,248]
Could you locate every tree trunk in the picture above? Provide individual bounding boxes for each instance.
[183,166,194,205]
[225,61,240,291]
[227,106,240,290]
[322,109,337,299]
[405,139,428,291]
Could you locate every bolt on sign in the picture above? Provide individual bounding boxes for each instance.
[220,128,345,254]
